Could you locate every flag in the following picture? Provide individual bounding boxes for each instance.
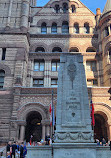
[49,101,52,126]
[49,90,55,126]
[30,135,33,145]
[90,100,95,126]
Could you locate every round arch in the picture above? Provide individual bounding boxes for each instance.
[30,43,48,52]
[17,102,48,121]
[0,63,11,77]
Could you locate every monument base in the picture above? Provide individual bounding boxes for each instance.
[53,143,96,158]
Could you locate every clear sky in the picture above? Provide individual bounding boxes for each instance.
[37,0,107,14]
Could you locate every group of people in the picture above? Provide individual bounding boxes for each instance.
[6,141,27,158]
[96,138,111,149]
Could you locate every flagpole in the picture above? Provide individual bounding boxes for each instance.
[52,88,54,142]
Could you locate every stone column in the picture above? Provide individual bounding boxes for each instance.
[109,125,111,141]
[42,125,45,140]
[44,59,51,87]
[79,26,83,34]
[46,126,50,136]
[20,0,30,31]
[6,0,13,29]
[20,125,25,141]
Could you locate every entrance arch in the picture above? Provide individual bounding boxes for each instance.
[25,111,42,142]
[94,114,108,141]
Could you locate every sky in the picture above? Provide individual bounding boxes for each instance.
[37,0,107,14]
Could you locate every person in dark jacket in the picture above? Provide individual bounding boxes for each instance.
[11,141,17,158]
[20,142,24,158]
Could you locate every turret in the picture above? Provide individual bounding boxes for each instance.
[96,8,101,26]
[30,0,37,6]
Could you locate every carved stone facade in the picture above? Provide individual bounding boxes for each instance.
[0,0,110,144]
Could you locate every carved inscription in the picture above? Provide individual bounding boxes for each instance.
[67,59,76,89]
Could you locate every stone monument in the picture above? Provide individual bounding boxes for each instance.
[53,53,96,158]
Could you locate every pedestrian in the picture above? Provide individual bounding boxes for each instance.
[11,141,17,158]
[20,142,24,158]
[7,152,11,158]
[6,141,12,156]
[102,138,106,146]
[23,143,27,158]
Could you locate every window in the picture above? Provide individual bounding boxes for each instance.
[86,47,96,52]
[63,3,68,13]
[105,27,109,37]
[62,21,69,34]
[52,47,62,52]
[2,48,6,60]
[86,61,97,72]
[87,79,98,86]
[51,23,57,34]
[51,79,58,87]
[33,79,44,87]
[41,22,47,34]
[52,61,60,71]
[55,5,60,13]
[35,47,45,52]
[0,70,5,89]
[84,23,89,34]
[69,47,79,52]
[74,23,79,34]
[71,5,76,13]
[34,61,44,71]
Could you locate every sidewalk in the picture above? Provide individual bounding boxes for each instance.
[0,146,6,158]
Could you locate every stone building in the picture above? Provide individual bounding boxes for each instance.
[0,0,110,144]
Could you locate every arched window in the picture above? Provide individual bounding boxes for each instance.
[51,23,57,34]
[41,22,47,34]
[52,47,62,52]
[105,27,109,37]
[84,23,90,34]
[35,47,45,52]
[86,47,96,52]
[0,70,5,89]
[74,23,79,34]
[108,47,111,63]
[62,21,69,34]
[69,47,79,52]
[55,4,60,13]
[63,3,68,13]
[71,5,76,13]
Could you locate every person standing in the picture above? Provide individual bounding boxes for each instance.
[23,143,27,158]
[11,141,17,158]
[20,142,24,158]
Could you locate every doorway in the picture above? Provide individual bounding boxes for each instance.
[25,111,42,142]
[94,114,108,141]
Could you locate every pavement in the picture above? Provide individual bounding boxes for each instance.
[0,146,6,158]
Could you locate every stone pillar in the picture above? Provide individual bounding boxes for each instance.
[79,26,83,34]
[44,59,51,87]
[108,26,110,35]
[47,27,51,34]
[42,125,45,140]
[20,125,25,141]
[46,126,50,136]
[20,0,30,31]
[109,125,111,141]
[6,0,13,29]
[58,27,61,34]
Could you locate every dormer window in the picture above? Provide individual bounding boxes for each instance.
[55,4,60,13]
[71,5,76,13]
[41,22,47,34]
[63,3,68,13]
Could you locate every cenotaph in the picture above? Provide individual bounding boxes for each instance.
[53,53,96,158]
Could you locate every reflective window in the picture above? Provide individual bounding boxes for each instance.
[52,47,62,52]
[35,47,45,52]
[71,5,76,13]
[52,61,60,71]
[51,23,57,34]
[34,61,44,71]
[86,47,96,52]
[84,23,90,34]
[0,70,5,89]
[74,23,79,34]
[69,48,79,52]
[41,22,47,34]
[33,79,44,87]
[55,5,60,13]
[86,61,97,72]
[2,48,6,60]
[63,3,68,13]
[62,21,69,34]
[51,79,58,87]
